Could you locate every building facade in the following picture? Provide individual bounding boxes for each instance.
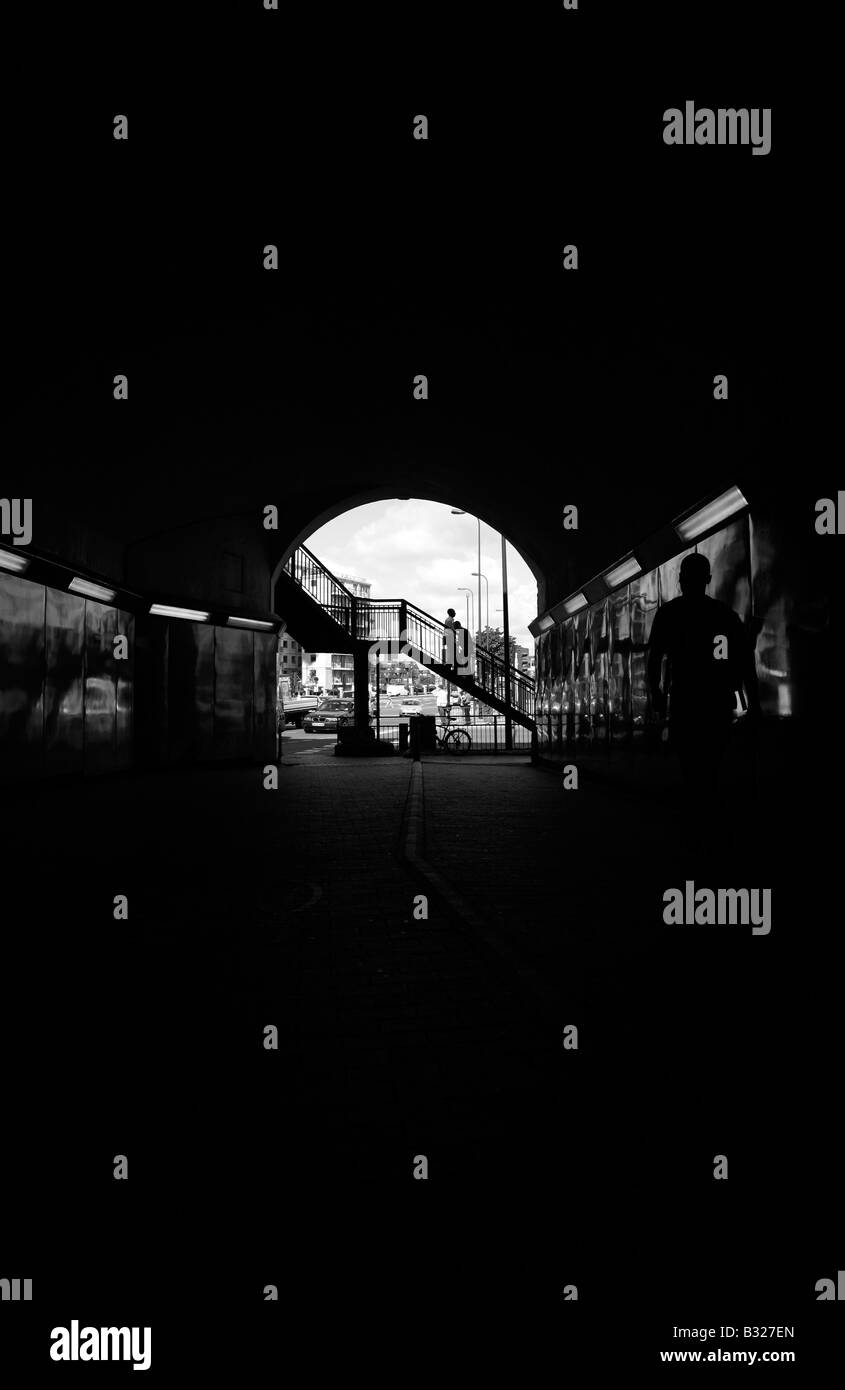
[302,650,355,694]
[337,574,372,600]
[514,643,535,678]
[278,633,304,694]
[301,574,372,692]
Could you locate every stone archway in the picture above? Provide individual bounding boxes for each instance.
[269,488,545,616]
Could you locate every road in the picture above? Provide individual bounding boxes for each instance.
[284,692,506,747]
[375,692,439,719]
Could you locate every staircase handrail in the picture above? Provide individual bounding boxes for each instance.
[284,543,358,599]
[282,544,533,708]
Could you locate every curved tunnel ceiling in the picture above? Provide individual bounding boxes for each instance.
[15,302,778,612]
[270,486,546,590]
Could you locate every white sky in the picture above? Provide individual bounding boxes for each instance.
[305,499,539,650]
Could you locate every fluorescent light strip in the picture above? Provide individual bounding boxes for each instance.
[603,555,641,588]
[674,485,748,542]
[69,576,117,602]
[0,549,30,573]
[149,604,210,621]
[536,614,555,632]
[563,593,588,615]
[227,616,275,631]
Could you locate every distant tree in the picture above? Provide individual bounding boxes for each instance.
[382,660,414,684]
[476,626,517,666]
[379,656,434,685]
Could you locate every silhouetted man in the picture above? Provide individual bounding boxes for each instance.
[442,608,456,668]
[648,553,760,840]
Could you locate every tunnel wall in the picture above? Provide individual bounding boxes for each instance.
[126,515,272,612]
[134,616,277,769]
[0,572,135,780]
[533,513,791,752]
[0,573,277,781]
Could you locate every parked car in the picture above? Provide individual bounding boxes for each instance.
[400,698,423,716]
[303,698,355,732]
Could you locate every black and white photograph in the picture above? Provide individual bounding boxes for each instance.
[1,5,841,1378]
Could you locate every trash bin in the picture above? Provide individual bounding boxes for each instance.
[411,714,437,755]
[337,725,375,749]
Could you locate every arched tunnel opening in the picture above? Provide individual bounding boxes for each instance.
[0,52,839,1376]
[270,495,542,755]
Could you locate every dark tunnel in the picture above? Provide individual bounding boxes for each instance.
[0,41,840,1381]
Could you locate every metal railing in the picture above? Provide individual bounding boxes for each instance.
[358,600,406,645]
[472,645,535,720]
[371,714,533,753]
[365,597,534,719]
[283,546,355,635]
[283,545,534,720]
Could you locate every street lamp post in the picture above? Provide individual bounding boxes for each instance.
[471,571,489,633]
[457,586,474,639]
[501,535,512,750]
[451,509,481,650]
[452,511,511,748]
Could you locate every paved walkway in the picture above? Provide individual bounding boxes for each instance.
[419,752,684,1018]
[3,734,837,1357]
[5,740,561,1199]
[5,734,833,1177]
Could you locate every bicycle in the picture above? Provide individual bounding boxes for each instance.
[435,717,472,754]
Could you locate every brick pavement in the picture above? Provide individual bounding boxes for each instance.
[415,747,831,1138]
[419,752,685,1013]
[5,740,564,1198]
[4,736,838,1334]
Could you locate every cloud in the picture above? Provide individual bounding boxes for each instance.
[307,500,538,645]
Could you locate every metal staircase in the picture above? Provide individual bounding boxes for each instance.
[279,544,535,730]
